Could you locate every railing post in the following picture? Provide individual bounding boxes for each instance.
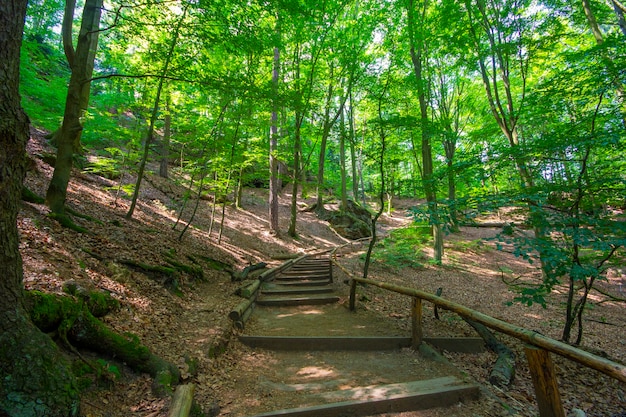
[524,345,566,417]
[349,279,357,311]
[411,297,423,348]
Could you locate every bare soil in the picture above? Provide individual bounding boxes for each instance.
[18,129,626,417]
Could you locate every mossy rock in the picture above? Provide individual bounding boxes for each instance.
[326,200,373,240]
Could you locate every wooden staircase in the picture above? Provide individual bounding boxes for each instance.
[256,256,340,306]
[234,254,480,417]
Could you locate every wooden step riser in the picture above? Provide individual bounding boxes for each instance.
[246,377,479,417]
[290,265,330,270]
[240,336,411,351]
[275,275,331,281]
[239,336,485,353]
[281,269,330,275]
[269,280,332,287]
[256,297,340,307]
[261,287,334,295]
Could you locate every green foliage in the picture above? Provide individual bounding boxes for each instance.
[19,39,68,130]
[369,224,431,271]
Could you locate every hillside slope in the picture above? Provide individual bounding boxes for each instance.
[18,129,626,417]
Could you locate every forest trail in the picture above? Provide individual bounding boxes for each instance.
[227,254,480,417]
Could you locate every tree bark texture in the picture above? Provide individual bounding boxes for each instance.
[407,0,444,263]
[269,45,280,232]
[1,1,79,414]
[160,95,172,178]
[46,0,103,217]
[128,6,187,219]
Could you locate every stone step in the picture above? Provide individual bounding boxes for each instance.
[245,376,479,417]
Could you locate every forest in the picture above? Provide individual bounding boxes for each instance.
[1,0,625,415]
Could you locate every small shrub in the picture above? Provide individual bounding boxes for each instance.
[369,224,431,271]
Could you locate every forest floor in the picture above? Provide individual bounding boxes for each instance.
[18,128,626,417]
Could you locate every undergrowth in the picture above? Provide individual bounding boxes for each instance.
[369,223,431,271]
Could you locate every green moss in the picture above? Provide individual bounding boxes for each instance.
[49,212,89,233]
[26,290,80,332]
[22,186,45,203]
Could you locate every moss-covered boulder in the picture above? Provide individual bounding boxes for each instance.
[326,200,372,240]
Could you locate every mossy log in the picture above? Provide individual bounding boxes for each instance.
[464,318,516,387]
[164,258,204,281]
[236,280,261,299]
[24,291,179,395]
[232,262,267,282]
[120,259,181,293]
[63,281,119,317]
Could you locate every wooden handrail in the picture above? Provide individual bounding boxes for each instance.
[346,276,626,383]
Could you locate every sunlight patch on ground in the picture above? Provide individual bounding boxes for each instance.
[277,309,324,318]
[297,366,336,379]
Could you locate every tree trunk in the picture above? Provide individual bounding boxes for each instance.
[407,0,443,264]
[235,166,244,209]
[127,6,187,219]
[288,112,302,237]
[316,66,335,212]
[46,0,102,219]
[340,105,348,211]
[348,96,359,201]
[269,45,280,233]
[159,94,172,178]
[1,2,79,414]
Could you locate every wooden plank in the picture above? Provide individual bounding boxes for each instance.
[274,277,331,283]
[168,384,195,417]
[525,346,566,417]
[260,285,334,295]
[277,272,331,279]
[269,280,331,287]
[256,295,340,307]
[239,336,412,350]
[246,377,479,417]
[423,337,485,353]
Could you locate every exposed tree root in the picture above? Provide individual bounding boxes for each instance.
[24,290,180,395]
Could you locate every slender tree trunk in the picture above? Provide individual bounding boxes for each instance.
[363,67,390,280]
[288,113,302,237]
[46,0,102,218]
[581,0,626,127]
[218,116,241,244]
[1,2,79,414]
[612,0,626,37]
[127,6,187,219]
[316,66,335,212]
[235,166,244,209]
[159,94,171,178]
[407,0,443,263]
[444,138,460,232]
[340,105,348,210]
[269,45,280,233]
[348,96,359,201]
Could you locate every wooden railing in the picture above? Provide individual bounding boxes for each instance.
[333,257,626,417]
